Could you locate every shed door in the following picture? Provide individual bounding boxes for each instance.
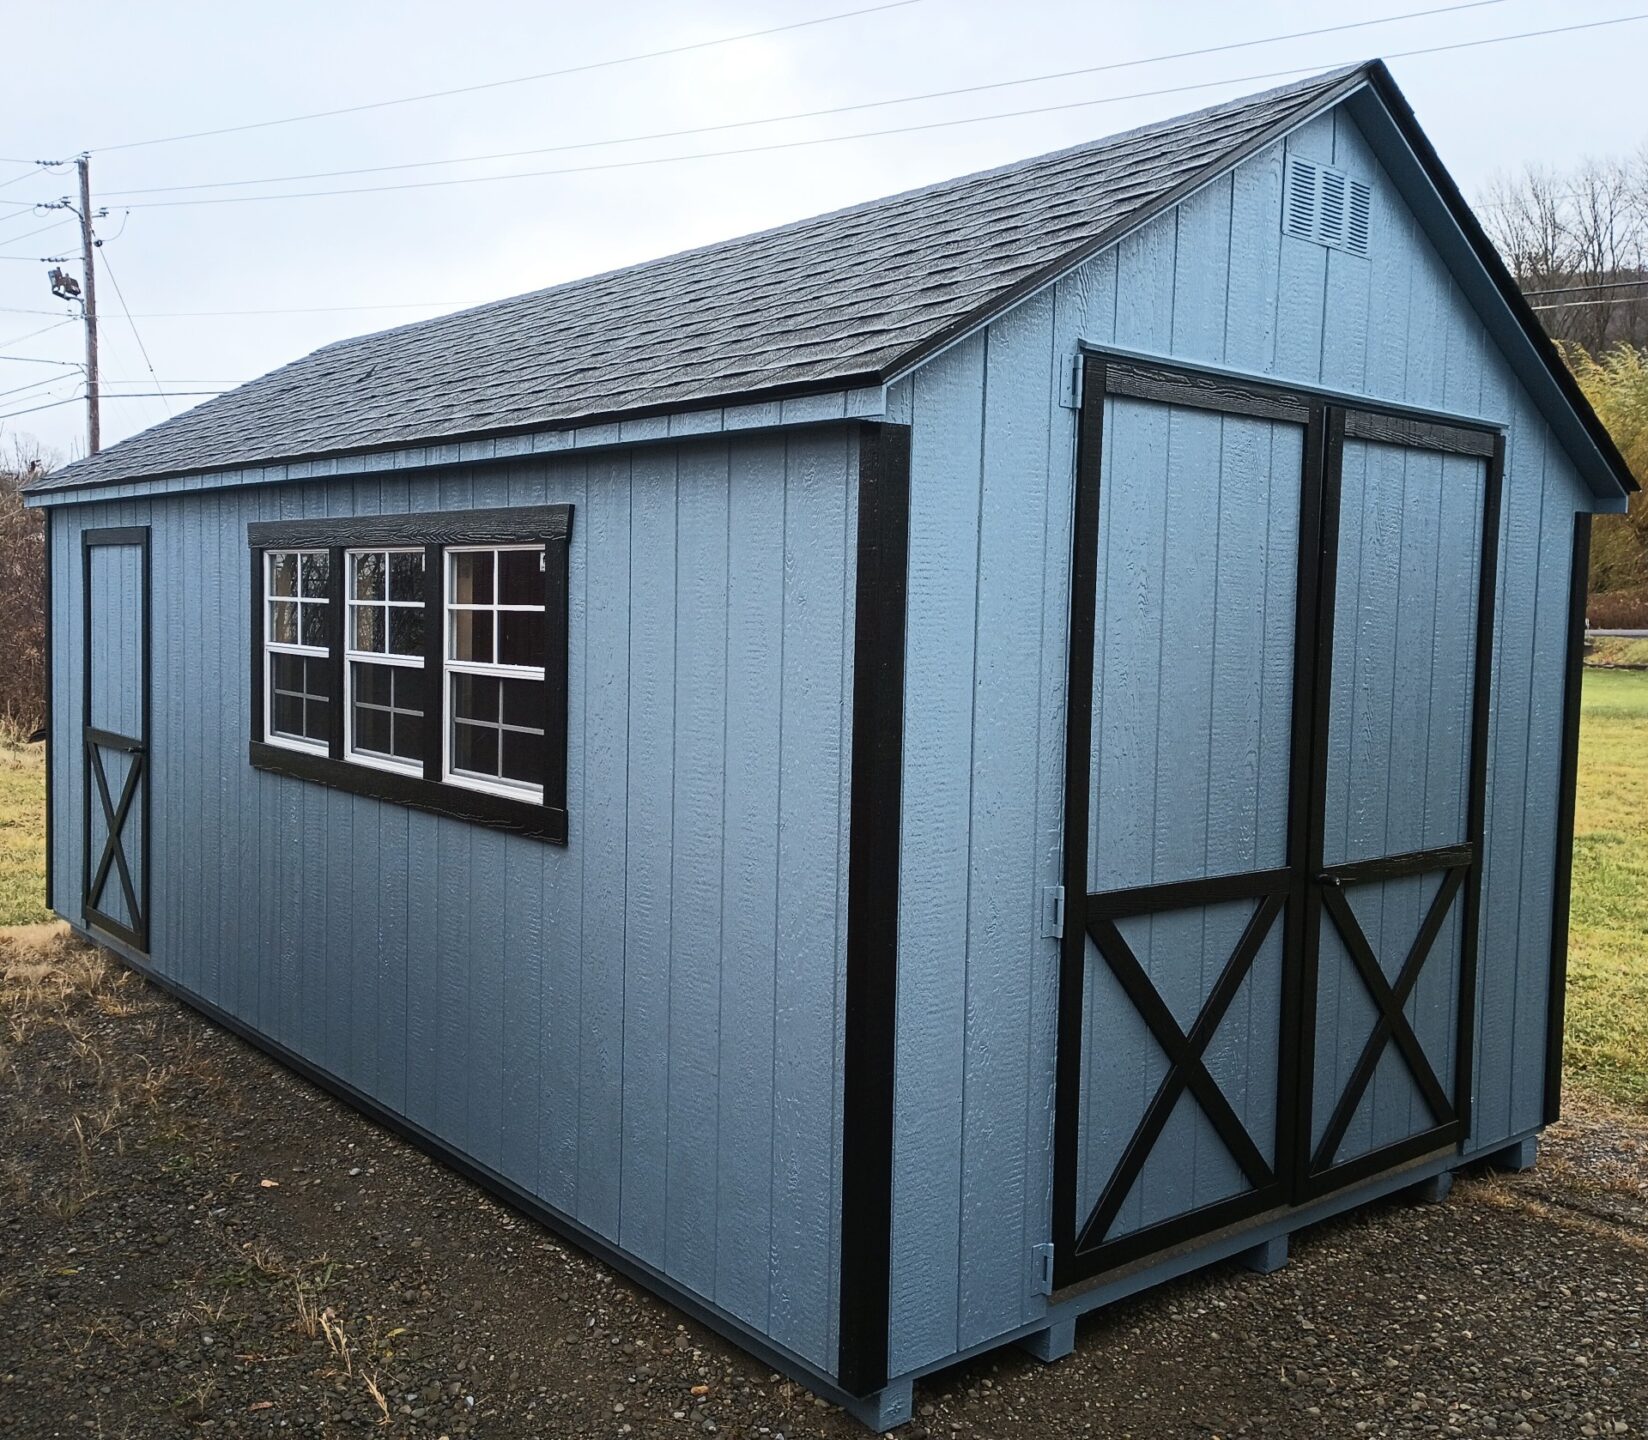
[1300,414,1501,1196]
[1052,359,1322,1281]
[82,526,151,954]
[1052,358,1502,1291]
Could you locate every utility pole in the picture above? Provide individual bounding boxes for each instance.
[77,155,99,455]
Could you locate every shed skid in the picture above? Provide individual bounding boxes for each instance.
[30,61,1631,1427]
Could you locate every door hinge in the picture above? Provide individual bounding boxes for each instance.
[1040,885,1065,939]
[1060,355,1084,410]
[1031,1242,1056,1296]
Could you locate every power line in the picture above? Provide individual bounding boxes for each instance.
[0,218,74,248]
[0,318,76,348]
[96,0,1513,200]
[0,372,69,402]
[99,248,171,415]
[0,353,80,367]
[68,13,1648,212]
[1530,296,1645,312]
[0,392,83,422]
[1520,278,1648,298]
[89,0,923,154]
[0,300,474,318]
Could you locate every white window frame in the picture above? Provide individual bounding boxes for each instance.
[442,543,546,801]
[264,548,331,757]
[343,547,425,778]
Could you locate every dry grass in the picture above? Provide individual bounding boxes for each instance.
[0,739,48,927]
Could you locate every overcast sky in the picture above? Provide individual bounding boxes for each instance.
[3,0,1645,463]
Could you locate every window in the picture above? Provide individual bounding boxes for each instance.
[346,548,425,774]
[445,546,546,798]
[247,505,572,843]
[264,549,332,753]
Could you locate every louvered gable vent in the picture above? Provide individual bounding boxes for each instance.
[1283,156,1371,257]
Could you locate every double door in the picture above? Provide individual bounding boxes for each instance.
[1052,357,1501,1289]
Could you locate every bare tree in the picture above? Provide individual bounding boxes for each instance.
[1480,152,1648,353]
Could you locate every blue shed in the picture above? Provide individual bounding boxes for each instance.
[26,61,1637,1429]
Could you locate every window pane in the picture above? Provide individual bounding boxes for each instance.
[269,552,297,597]
[301,601,329,649]
[453,672,500,723]
[453,720,499,778]
[271,651,304,693]
[500,727,544,786]
[352,660,392,707]
[353,551,385,601]
[392,710,423,761]
[498,610,544,668]
[353,605,385,653]
[272,692,303,737]
[498,548,543,606]
[303,696,331,744]
[388,605,424,657]
[300,552,330,598]
[269,599,298,645]
[389,665,424,712]
[451,551,493,606]
[303,655,333,701]
[354,699,391,755]
[389,550,424,602]
[451,609,493,664]
[500,676,544,729]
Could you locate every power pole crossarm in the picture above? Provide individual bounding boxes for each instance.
[77,155,99,455]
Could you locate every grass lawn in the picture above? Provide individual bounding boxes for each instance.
[0,739,47,927]
[0,673,1642,1103]
[1564,666,1648,1110]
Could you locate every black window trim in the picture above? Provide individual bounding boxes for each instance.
[248,504,572,844]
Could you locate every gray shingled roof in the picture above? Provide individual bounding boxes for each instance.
[32,66,1365,493]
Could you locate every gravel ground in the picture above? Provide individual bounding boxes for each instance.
[2,925,1645,1438]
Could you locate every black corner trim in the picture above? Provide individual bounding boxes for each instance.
[248,503,570,550]
[1544,511,1592,1125]
[250,741,568,844]
[836,419,911,1398]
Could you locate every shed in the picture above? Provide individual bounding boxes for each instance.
[26,61,1637,1429]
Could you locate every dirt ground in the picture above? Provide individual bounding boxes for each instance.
[2,925,1646,1439]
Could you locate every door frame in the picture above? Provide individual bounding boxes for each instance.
[81,524,152,955]
[1050,351,1503,1292]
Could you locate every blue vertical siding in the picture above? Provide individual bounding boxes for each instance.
[48,428,857,1377]
[886,100,1599,1377]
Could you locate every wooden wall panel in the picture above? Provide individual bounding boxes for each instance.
[45,425,855,1378]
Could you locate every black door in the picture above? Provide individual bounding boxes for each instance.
[82,526,151,954]
[1052,357,1501,1290]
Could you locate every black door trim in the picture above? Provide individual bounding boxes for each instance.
[81,524,151,955]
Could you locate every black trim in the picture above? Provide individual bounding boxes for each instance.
[836,420,911,1398]
[1455,437,1504,1139]
[42,507,52,914]
[1050,354,1107,1290]
[1105,359,1313,424]
[1544,512,1592,1125]
[249,504,571,550]
[1085,866,1291,919]
[1319,843,1473,885]
[1341,408,1497,456]
[77,924,871,1418]
[81,525,151,954]
[248,505,574,846]
[249,740,568,843]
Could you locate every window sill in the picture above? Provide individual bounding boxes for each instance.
[249,740,568,844]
